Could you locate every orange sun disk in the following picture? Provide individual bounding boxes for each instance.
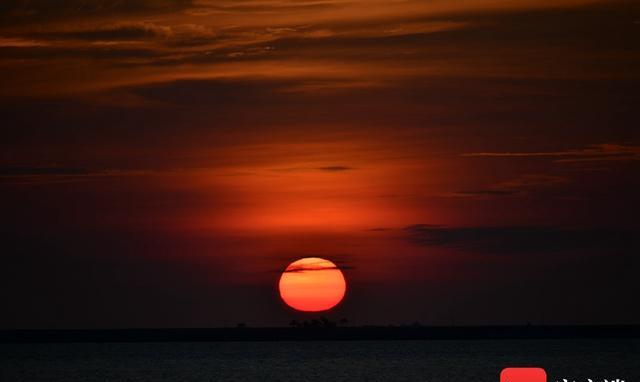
[278,257,346,312]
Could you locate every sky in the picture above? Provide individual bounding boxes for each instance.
[1,0,639,329]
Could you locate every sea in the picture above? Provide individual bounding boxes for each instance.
[1,339,639,381]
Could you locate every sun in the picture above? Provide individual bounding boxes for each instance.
[278,257,347,312]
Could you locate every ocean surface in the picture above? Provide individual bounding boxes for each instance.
[1,339,639,381]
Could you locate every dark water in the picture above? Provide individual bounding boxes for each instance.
[1,339,639,381]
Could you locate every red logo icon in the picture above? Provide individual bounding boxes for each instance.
[500,368,547,382]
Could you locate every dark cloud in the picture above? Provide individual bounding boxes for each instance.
[404,224,638,254]
[10,22,217,47]
[43,22,173,41]
[267,255,355,274]
[283,264,354,273]
[455,189,520,197]
[0,166,158,185]
[316,166,352,172]
[270,166,354,173]
[0,166,90,176]
[452,174,569,198]
[4,0,637,77]
[190,1,339,14]
[168,0,639,78]
[130,78,292,105]
[463,144,640,163]
[0,45,161,60]
[0,0,194,24]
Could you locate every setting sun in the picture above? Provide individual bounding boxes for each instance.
[278,257,347,312]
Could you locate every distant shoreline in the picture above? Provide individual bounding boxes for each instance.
[1,325,638,343]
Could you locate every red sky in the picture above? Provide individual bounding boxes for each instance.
[1,0,639,328]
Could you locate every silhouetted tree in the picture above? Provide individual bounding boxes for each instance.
[339,318,349,326]
[289,320,299,328]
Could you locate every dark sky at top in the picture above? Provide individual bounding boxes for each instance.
[1,0,639,328]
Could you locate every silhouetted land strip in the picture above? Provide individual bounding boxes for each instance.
[1,325,638,343]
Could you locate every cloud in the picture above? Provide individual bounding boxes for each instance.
[453,174,568,198]
[283,261,354,273]
[0,0,195,23]
[44,22,174,41]
[497,174,567,188]
[3,0,639,97]
[282,264,352,273]
[316,166,352,172]
[19,22,217,46]
[0,166,158,184]
[0,44,161,60]
[0,37,47,47]
[0,166,90,176]
[462,144,640,163]
[454,189,520,197]
[271,165,354,173]
[403,224,638,254]
[188,0,341,15]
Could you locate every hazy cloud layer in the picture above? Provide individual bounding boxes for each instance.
[0,0,194,23]
[2,0,638,95]
[404,224,638,254]
[454,174,569,198]
[463,144,640,163]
